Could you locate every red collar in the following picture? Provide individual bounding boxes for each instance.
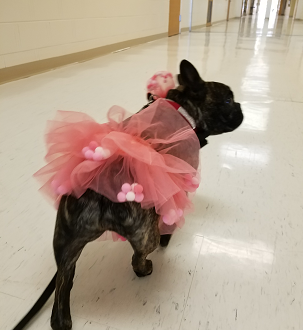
[165,100,196,131]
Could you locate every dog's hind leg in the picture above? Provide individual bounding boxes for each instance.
[51,195,104,330]
[160,234,172,247]
[128,210,160,277]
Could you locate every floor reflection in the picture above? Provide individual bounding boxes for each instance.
[238,9,295,38]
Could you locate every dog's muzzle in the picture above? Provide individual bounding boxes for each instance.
[226,103,244,132]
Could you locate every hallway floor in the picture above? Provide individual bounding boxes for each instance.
[1,15,303,330]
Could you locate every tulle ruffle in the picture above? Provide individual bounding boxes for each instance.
[34,99,200,239]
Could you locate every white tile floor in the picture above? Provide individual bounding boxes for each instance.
[1,14,303,330]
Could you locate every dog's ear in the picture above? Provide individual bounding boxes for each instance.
[179,60,204,92]
[177,74,184,85]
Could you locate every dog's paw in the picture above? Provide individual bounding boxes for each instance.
[160,234,172,247]
[51,315,72,330]
[133,259,153,277]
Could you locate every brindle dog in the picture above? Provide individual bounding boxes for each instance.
[12,60,243,330]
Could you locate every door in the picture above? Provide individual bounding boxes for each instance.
[278,0,287,14]
[289,0,297,16]
[168,0,181,37]
[206,0,213,26]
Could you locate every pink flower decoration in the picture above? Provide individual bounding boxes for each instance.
[126,191,136,201]
[82,146,90,154]
[93,152,103,161]
[84,149,94,159]
[82,141,111,161]
[184,174,200,191]
[163,215,175,225]
[135,193,144,203]
[162,208,184,225]
[122,183,131,193]
[57,184,68,195]
[117,192,126,202]
[117,183,144,203]
[89,141,98,150]
[191,177,199,185]
[51,179,71,196]
[51,179,60,190]
[177,209,183,217]
[134,184,143,194]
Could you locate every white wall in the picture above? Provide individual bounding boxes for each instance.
[0,0,169,68]
[229,0,243,18]
[192,0,208,27]
[0,0,246,70]
[181,0,242,31]
[181,0,191,29]
[212,0,229,22]
[181,0,208,30]
[296,0,303,18]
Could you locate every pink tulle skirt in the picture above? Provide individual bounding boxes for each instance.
[34,99,200,241]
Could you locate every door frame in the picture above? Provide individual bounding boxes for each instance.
[206,0,213,27]
[227,0,231,20]
[189,0,194,31]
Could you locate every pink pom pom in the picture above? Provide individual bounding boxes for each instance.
[134,184,143,194]
[169,209,176,218]
[147,71,175,99]
[84,149,94,159]
[89,141,98,150]
[117,192,126,202]
[57,184,68,195]
[122,183,131,193]
[93,152,103,161]
[126,191,136,202]
[163,215,174,225]
[95,146,104,154]
[82,146,89,155]
[103,148,111,159]
[51,180,60,189]
[192,177,199,185]
[135,193,144,203]
[177,209,183,217]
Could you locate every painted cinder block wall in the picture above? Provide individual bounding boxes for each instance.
[0,0,170,69]
[296,0,303,19]
[0,0,243,70]
[180,0,243,30]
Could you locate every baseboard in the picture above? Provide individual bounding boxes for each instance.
[191,23,207,30]
[0,32,168,85]
[187,17,239,31]
[211,18,228,25]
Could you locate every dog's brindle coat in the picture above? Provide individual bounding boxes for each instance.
[12,60,243,330]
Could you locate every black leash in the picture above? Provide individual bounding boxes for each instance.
[12,272,57,330]
[139,93,157,111]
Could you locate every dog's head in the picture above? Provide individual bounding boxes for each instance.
[167,60,243,147]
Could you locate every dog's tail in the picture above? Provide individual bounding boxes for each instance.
[12,272,57,330]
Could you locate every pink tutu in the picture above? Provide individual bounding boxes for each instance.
[34,99,200,241]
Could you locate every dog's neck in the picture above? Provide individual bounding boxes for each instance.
[141,93,209,148]
[165,100,196,130]
[165,90,209,148]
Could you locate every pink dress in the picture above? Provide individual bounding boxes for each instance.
[34,99,200,241]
